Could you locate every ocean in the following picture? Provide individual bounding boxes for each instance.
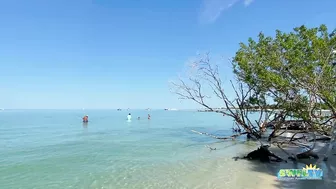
[0,110,335,189]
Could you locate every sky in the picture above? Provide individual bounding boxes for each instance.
[0,0,336,109]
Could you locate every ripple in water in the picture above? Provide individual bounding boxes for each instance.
[1,110,335,189]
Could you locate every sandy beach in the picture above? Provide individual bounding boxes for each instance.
[180,141,336,189]
[228,142,336,189]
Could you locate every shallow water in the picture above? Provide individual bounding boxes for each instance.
[0,110,335,189]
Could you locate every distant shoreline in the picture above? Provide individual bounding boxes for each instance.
[197,108,332,113]
[2,108,333,113]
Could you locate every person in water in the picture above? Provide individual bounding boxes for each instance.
[127,113,132,120]
[138,117,140,120]
[148,114,151,120]
[82,115,88,122]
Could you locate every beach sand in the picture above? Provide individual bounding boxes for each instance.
[143,141,336,189]
[249,145,336,189]
[225,141,336,189]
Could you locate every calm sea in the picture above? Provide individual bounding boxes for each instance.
[0,110,334,189]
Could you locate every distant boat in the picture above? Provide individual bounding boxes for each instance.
[166,108,178,111]
[117,109,122,111]
[146,108,151,111]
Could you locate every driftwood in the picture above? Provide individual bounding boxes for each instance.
[233,145,287,163]
[191,130,248,140]
[296,151,319,160]
[191,117,336,163]
[266,120,309,130]
[309,136,331,142]
[191,129,288,162]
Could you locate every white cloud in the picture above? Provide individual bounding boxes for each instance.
[243,0,254,6]
[200,0,255,23]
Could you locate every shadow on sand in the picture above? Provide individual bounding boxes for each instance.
[247,146,336,189]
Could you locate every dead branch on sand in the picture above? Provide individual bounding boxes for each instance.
[191,130,248,140]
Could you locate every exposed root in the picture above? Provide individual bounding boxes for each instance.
[191,130,248,140]
[192,119,335,164]
[233,145,287,163]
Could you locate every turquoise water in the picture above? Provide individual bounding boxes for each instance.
[1,110,256,189]
[6,109,332,189]
[0,110,336,189]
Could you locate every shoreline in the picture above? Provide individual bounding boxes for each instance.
[1,110,335,188]
[107,141,336,189]
[197,108,332,112]
[206,141,336,189]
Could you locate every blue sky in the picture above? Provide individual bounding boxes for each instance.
[0,0,335,109]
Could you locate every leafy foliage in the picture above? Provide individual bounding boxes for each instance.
[232,24,336,120]
[171,25,336,161]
